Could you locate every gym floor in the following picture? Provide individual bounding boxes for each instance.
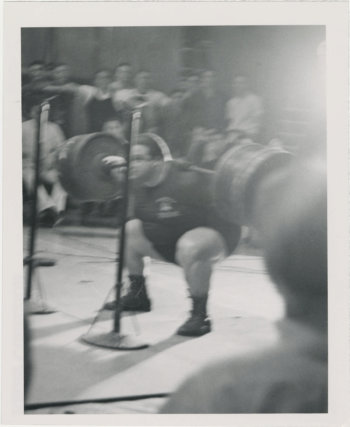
[24,225,285,414]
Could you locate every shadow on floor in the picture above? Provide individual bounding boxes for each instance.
[28,333,190,403]
[30,317,96,340]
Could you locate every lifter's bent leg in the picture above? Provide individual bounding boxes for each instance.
[126,219,164,273]
[175,227,227,336]
[104,219,164,311]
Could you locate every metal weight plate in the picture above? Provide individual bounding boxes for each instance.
[214,142,292,226]
[57,133,127,201]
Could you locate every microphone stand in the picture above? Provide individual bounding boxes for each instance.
[81,109,149,350]
[24,98,56,314]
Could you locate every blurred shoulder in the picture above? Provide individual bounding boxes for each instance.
[161,345,327,413]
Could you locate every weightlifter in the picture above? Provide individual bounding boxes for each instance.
[103,133,241,337]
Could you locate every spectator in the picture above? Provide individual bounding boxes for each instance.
[186,70,227,133]
[41,63,78,137]
[101,116,126,141]
[22,61,51,119]
[226,75,263,143]
[109,62,133,95]
[22,95,67,227]
[160,89,191,157]
[113,70,169,134]
[187,129,227,170]
[178,72,200,101]
[86,70,118,133]
[42,63,99,137]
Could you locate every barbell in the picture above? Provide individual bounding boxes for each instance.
[57,132,292,226]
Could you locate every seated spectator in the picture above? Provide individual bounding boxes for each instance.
[226,75,263,143]
[186,69,227,134]
[109,62,133,95]
[112,70,170,134]
[86,70,118,133]
[161,161,327,413]
[22,95,67,227]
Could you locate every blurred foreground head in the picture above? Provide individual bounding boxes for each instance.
[255,156,327,330]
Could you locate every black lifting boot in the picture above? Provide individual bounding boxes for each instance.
[103,275,151,312]
[176,295,211,337]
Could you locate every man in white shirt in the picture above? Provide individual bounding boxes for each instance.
[226,75,263,142]
[109,62,133,95]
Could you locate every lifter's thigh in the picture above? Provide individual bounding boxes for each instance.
[126,219,165,260]
[175,227,227,267]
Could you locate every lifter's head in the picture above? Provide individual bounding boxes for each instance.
[130,133,169,185]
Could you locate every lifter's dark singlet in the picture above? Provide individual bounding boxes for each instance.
[132,164,241,262]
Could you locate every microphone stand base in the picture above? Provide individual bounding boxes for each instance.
[80,331,149,350]
[24,299,56,315]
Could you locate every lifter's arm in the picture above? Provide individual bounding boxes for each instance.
[102,156,127,183]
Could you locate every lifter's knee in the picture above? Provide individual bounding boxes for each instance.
[126,219,142,237]
[175,228,227,268]
[126,219,163,260]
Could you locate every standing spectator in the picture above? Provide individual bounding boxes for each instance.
[86,70,119,133]
[187,129,227,170]
[41,63,78,137]
[101,116,126,140]
[22,95,67,226]
[113,70,169,134]
[22,61,51,119]
[42,63,98,137]
[109,62,133,95]
[226,75,263,143]
[186,70,227,133]
[183,70,227,163]
[178,72,200,101]
[160,89,190,157]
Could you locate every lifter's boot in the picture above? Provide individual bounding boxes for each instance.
[176,295,211,337]
[103,275,151,312]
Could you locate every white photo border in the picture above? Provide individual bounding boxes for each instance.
[2,1,349,425]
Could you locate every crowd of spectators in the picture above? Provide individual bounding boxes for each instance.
[22,61,264,152]
[21,60,266,226]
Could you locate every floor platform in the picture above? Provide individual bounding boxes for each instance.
[24,226,285,414]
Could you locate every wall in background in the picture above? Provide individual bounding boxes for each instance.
[22,26,325,142]
[22,27,183,91]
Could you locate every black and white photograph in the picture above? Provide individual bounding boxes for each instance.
[2,1,349,424]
